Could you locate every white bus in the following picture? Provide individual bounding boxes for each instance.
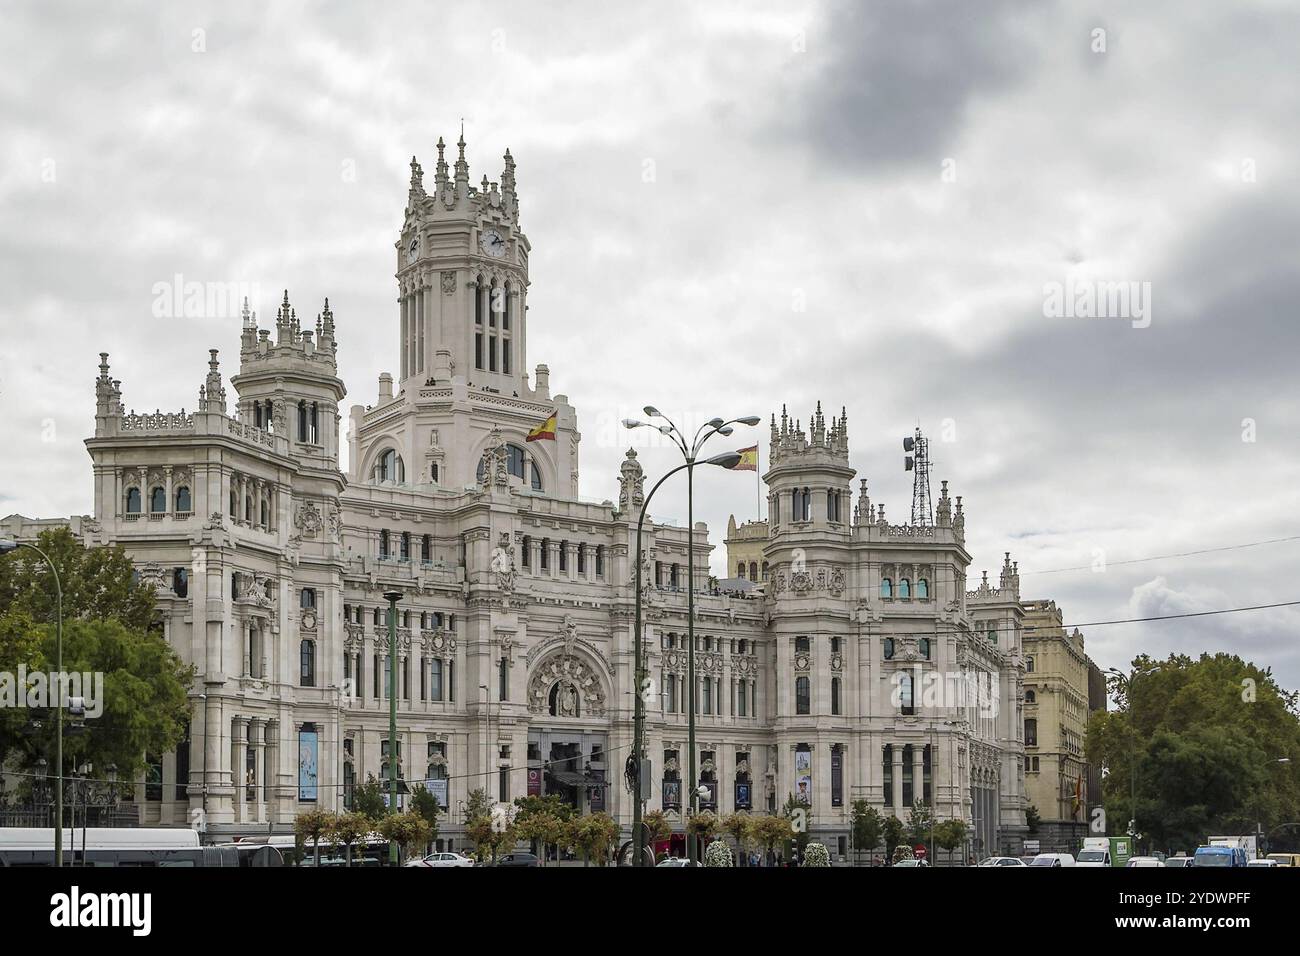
[0,828,237,867]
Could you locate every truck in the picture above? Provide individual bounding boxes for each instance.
[1076,836,1133,868]
[1207,835,1258,860]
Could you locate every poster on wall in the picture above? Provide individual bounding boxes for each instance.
[735,781,752,809]
[428,777,449,809]
[794,749,812,805]
[298,728,319,802]
[662,779,681,810]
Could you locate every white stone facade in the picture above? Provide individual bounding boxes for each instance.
[14,136,1027,855]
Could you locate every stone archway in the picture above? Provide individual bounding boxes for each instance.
[527,651,608,718]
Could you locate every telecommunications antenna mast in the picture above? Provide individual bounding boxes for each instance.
[903,427,932,526]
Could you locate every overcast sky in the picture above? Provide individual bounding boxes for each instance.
[2,0,1298,690]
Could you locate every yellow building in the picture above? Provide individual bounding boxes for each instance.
[1021,599,1090,850]
[724,515,768,583]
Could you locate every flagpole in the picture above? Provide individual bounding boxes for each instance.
[756,441,762,520]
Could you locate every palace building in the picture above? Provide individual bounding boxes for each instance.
[8,135,1029,857]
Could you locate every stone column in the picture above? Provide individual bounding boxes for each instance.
[891,743,904,810]
[232,716,248,825]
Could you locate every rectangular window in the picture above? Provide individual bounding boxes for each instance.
[475,332,483,370]
[448,660,455,702]
[502,339,511,375]
[498,767,509,802]
[300,587,316,609]
[499,657,508,702]
[489,335,497,372]
[430,658,443,701]
[577,545,586,573]
[796,675,810,715]
[559,542,568,572]
[737,680,747,717]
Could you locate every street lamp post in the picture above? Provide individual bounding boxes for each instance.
[1,538,64,866]
[624,409,759,864]
[1105,667,1147,850]
[383,589,403,865]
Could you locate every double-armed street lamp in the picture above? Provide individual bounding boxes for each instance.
[0,537,64,866]
[623,408,759,865]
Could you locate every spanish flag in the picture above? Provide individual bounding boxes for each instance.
[526,412,557,442]
[732,444,759,471]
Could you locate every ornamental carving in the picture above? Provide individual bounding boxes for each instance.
[441,271,457,294]
[527,652,607,718]
[294,501,324,539]
[790,570,812,593]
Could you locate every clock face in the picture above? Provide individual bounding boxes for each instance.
[480,229,507,259]
[407,236,419,262]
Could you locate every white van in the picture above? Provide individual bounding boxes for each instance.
[1029,853,1076,867]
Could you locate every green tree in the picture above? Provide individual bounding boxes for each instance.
[352,773,387,821]
[1025,804,1041,834]
[1087,653,1300,854]
[905,800,935,851]
[751,814,793,865]
[572,812,619,866]
[720,812,753,863]
[294,808,334,866]
[934,819,968,866]
[643,808,672,844]
[687,809,719,851]
[408,784,441,851]
[882,815,905,858]
[850,800,883,865]
[325,811,370,867]
[1,529,193,779]
[378,810,432,863]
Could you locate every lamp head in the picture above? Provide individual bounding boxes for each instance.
[705,451,743,470]
[0,538,18,554]
[382,589,403,603]
[622,419,644,429]
[708,417,725,428]
[737,415,761,426]
[643,406,661,418]
[717,426,734,436]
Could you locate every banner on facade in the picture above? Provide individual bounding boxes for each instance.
[831,749,843,807]
[794,748,812,805]
[298,728,319,802]
[589,770,606,811]
[527,768,542,797]
[662,779,681,810]
[735,781,751,809]
[428,778,449,809]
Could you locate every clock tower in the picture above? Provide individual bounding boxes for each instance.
[396,132,531,393]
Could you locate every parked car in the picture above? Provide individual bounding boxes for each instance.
[1266,853,1300,867]
[1246,858,1279,867]
[892,858,930,867]
[493,852,540,867]
[1165,856,1196,868]
[1029,853,1076,867]
[1126,856,1166,867]
[407,851,474,868]
[977,856,1028,866]
[655,857,701,867]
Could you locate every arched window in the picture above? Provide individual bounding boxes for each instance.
[795,676,811,715]
[126,487,142,514]
[916,578,929,599]
[761,561,769,581]
[1025,689,1036,703]
[737,562,745,579]
[883,637,895,660]
[172,567,188,598]
[149,486,167,513]
[880,578,893,598]
[749,562,758,581]
[376,449,404,484]
[174,486,191,513]
[1024,719,1038,747]
[300,640,316,687]
[548,682,579,718]
[898,578,911,599]
[1025,656,1035,673]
